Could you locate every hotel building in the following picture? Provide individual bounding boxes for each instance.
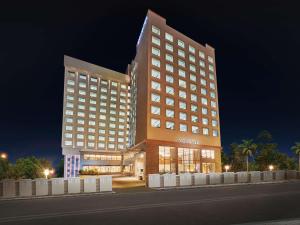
[61,10,222,178]
[124,10,222,177]
[62,56,130,177]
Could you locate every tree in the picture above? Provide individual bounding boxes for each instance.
[291,142,300,171]
[14,157,44,179]
[238,139,257,172]
[229,143,245,172]
[56,158,64,178]
[0,158,14,179]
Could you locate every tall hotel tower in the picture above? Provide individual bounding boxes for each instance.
[61,10,221,178]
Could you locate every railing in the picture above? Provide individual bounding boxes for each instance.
[0,175,112,198]
[148,170,300,188]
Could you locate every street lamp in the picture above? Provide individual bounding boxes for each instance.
[224,165,230,172]
[0,153,7,160]
[44,169,50,179]
[269,165,274,171]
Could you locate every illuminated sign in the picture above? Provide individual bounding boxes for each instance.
[178,139,200,145]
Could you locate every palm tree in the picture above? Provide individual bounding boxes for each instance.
[291,142,300,171]
[239,139,257,172]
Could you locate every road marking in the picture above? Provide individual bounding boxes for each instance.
[234,218,300,225]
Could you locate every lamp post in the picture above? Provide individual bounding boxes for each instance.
[224,165,230,172]
[44,169,50,179]
[0,153,8,160]
[269,165,274,171]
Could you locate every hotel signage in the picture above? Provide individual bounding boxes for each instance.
[178,138,200,145]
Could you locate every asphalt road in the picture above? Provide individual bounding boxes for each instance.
[0,182,300,225]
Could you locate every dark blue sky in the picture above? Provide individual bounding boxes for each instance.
[1,1,300,165]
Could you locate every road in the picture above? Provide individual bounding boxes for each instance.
[0,182,300,225]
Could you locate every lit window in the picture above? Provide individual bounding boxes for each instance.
[202,118,208,125]
[189,45,195,54]
[90,92,96,97]
[180,124,187,132]
[77,127,84,132]
[66,110,73,116]
[152,25,160,35]
[190,74,196,82]
[178,59,185,68]
[151,81,161,91]
[90,85,97,91]
[202,107,208,115]
[152,47,160,56]
[77,134,84,139]
[202,149,215,159]
[67,80,75,86]
[200,69,206,77]
[166,121,175,130]
[199,51,205,59]
[166,43,173,52]
[178,39,185,48]
[79,90,86,95]
[179,101,186,109]
[191,104,198,112]
[91,77,97,83]
[166,75,174,83]
[151,93,160,102]
[65,125,73,131]
[190,84,197,92]
[201,97,208,105]
[179,90,187,99]
[66,95,74,101]
[64,141,72,146]
[98,143,105,148]
[191,94,197,102]
[213,130,218,137]
[208,56,214,64]
[68,71,75,77]
[79,82,86,88]
[199,60,205,68]
[189,55,195,63]
[151,118,161,128]
[66,118,73,123]
[166,109,175,118]
[201,78,207,86]
[209,65,214,72]
[212,120,218,127]
[210,91,216,99]
[209,73,215,80]
[211,110,217,117]
[166,86,175,95]
[210,82,216,90]
[152,36,160,46]
[151,69,160,79]
[165,32,173,42]
[211,101,217,108]
[77,112,85,117]
[179,112,187,121]
[203,128,209,136]
[201,88,207,95]
[151,106,160,115]
[152,58,160,67]
[78,105,85,110]
[189,64,196,72]
[67,88,74,93]
[166,97,174,106]
[191,115,198,123]
[178,49,185,58]
[166,64,173,73]
[165,54,173,62]
[179,79,186,88]
[192,126,199,133]
[79,74,86,80]
[178,69,186,78]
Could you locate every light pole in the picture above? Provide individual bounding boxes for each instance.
[224,165,230,172]
[269,165,274,171]
[0,153,8,160]
[44,169,50,179]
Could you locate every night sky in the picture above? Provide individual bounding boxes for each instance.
[1,1,300,165]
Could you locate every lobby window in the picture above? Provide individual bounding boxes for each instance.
[166,54,173,62]
[179,101,186,110]
[202,107,208,115]
[211,110,217,117]
[179,90,187,99]
[179,124,187,132]
[201,97,208,105]
[152,36,160,46]
[191,94,197,102]
[151,118,161,128]
[152,47,160,57]
[192,126,200,134]
[151,69,160,79]
[191,104,198,112]
[166,75,174,83]
[179,79,186,88]
[152,58,160,67]
[151,81,161,91]
[199,51,205,59]
[166,43,173,52]
[151,106,160,115]
[202,149,215,159]
[166,97,175,106]
[166,64,174,73]
[159,146,176,173]
[201,88,207,95]
[189,64,196,72]
[179,112,187,121]
[178,148,201,173]
[178,39,185,48]
[152,25,160,35]
[203,128,209,136]
[178,59,185,68]
[191,115,198,123]
[165,32,173,42]
[178,69,186,78]
[151,93,161,102]
[208,56,214,64]
[166,86,175,95]
[190,84,197,92]
[178,49,185,58]
[166,121,175,130]
[213,130,218,137]
[211,101,217,108]
[189,45,195,54]
[166,109,175,118]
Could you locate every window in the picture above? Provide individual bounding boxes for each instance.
[191,94,197,102]
[67,88,74,93]
[152,47,160,56]
[152,58,160,67]
[151,69,160,79]
[165,32,173,42]
[179,79,186,88]
[67,95,74,101]
[208,56,214,64]
[201,88,207,95]
[201,97,208,105]
[179,101,186,109]
[189,55,195,63]
[190,74,196,82]
[191,115,198,123]
[190,84,197,92]
[192,126,199,134]
[65,125,73,131]
[166,109,175,118]
[178,39,185,48]
[189,45,195,54]
[179,112,187,121]
[180,124,187,132]
[79,90,86,95]
[202,118,208,125]
[165,54,173,62]
[178,69,186,78]
[64,141,72,146]
[178,49,185,58]
[199,51,205,59]
[210,82,216,90]
[200,69,206,77]
[209,73,215,80]
[66,118,73,123]
[178,59,185,68]
[209,65,214,72]
[211,101,217,108]
[199,60,205,68]
[66,110,73,116]
[151,106,160,115]
[211,110,217,117]
[151,93,160,102]
[91,77,97,83]
[201,149,215,159]
[166,86,175,95]
[203,128,209,135]
[166,64,173,73]
[79,74,86,80]
[151,118,161,128]
[201,78,207,86]
[202,107,208,115]
[191,104,198,112]
[189,64,196,72]
[212,119,218,127]
[67,80,75,86]
[159,146,176,173]
[152,25,160,35]
[151,81,161,91]
[166,121,175,130]
[213,130,218,137]
[77,134,84,139]
[179,90,187,99]
[178,148,201,173]
[152,36,160,46]
[166,75,174,83]
[166,43,173,52]
[210,91,216,99]
[166,97,175,106]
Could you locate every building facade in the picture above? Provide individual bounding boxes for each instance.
[61,10,222,178]
[62,56,130,177]
[124,10,222,178]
